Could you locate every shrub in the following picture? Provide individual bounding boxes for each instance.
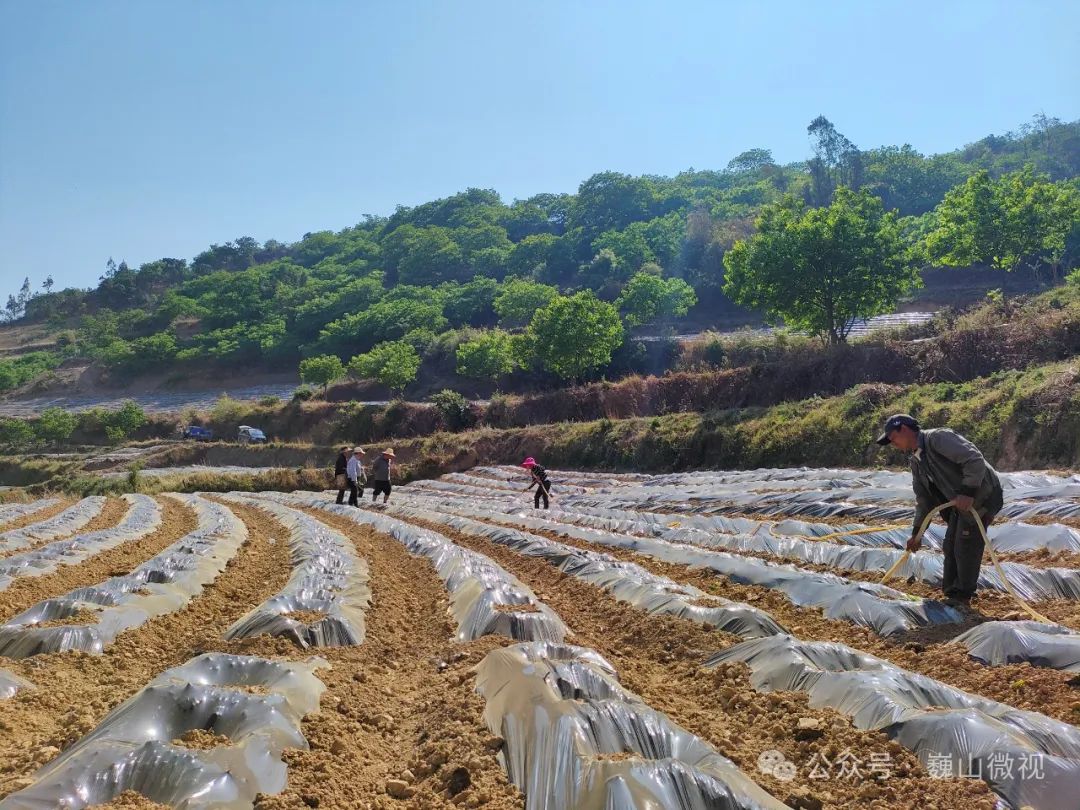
[455,329,520,380]
[36,406,77,446]
[292,385,316,402]
[429,389,477,431]
[210,395,249,424]
[347,341,421,393]
[0,418,35,450]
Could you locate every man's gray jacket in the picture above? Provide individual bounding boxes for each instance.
[910,428,1003,534]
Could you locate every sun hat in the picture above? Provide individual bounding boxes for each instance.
[353,447,366,454]
[341,445,351,452]
[522,457,536,467]
[382,448,396,457]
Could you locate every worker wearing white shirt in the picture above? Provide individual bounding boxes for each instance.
[346,446,366,507]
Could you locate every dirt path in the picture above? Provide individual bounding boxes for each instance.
[242,506,523,810]
[0,497,197,619]
[500,520,1080,726]
[0,499,293,797]
[73,497,131,535]
[392,514,996,810]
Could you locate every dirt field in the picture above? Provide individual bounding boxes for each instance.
[1,466,1078,809]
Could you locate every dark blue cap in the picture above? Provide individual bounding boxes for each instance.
[875,413,920,445]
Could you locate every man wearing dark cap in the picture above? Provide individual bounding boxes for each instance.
[876,414,1004,608]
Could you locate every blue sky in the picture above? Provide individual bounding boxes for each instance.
[1,1,1077,297]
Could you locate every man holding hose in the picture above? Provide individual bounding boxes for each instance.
[876,414,1004,609]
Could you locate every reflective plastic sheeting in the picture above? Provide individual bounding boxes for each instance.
[952,620,1080,672]
[477,643,787,810]
[0,498,59,527]
[220,494,371,647]
[0,668,32,699]
[375,497,786,640]
[0,495,246,658]
[0,654,326,810]
[0,497,107,554]
[392,494,960,638]
[706,635,1080,810]
[259,492,568,644]
[0,495,162,592]
[501,501,1080,603]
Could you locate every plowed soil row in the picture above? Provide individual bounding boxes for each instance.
[0,497,198,619]
[0,497,129,561]
[393,513,997,810]
[1,498,525,809]
[0,499,73,535]
[503,519,1080,725]
[262,506,523,810]
[0,500,293,797]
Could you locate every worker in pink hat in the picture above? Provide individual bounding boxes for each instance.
[521,457,551,509]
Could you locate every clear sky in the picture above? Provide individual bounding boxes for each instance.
[1,0,1077,298]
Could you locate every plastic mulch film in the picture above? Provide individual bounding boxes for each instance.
[555,488,1080,548]
[450,474,1080,554]
[0,495,162,592]
[393,494,962,638]
[485,500,1080,603]
[0,496,107,554]
[0,653,326,810]
[258,492,568,644]
[0,495,246,658]
[952,620,1080,672]
[0,498,59,528]
[478,465,651,486]
[477,642,786,810]
[369,497,786,640]
[219,494,371,647]
[706,635,1080,810]
[0,668,32,699]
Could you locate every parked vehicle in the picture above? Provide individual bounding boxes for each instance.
[180,425,214,442]
[237,425,268,445]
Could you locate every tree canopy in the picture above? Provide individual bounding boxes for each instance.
[5,114,1077,389]
[723,188,919,344]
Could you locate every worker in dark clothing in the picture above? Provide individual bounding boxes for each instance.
[522,457,551,509]
[334,446,351,504]
[876,414,1004,608]
[370,448,395,503]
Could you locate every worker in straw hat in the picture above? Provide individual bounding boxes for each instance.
[521,457,552,509]
[346,447,366,507]
[876,414,1003,609]
[370,448,396,503]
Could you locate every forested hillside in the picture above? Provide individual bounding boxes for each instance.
[3,114,1079,395]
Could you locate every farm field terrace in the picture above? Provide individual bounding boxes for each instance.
[0,464,1079,809]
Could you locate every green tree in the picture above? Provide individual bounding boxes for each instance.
[726,148,775,174]
[442,277,499,327]
[347,341,420,394]
[494,279,559,327]
[805,116,863,206]
[0,418,35,449]
[924,168,1080,278]
[299,354,345,393]
[616,269,698,328]
[455,329,521,380]
[528,291,624,379]
[36,406,78,446]
[104,400,146,443]
[723,187,917,345]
